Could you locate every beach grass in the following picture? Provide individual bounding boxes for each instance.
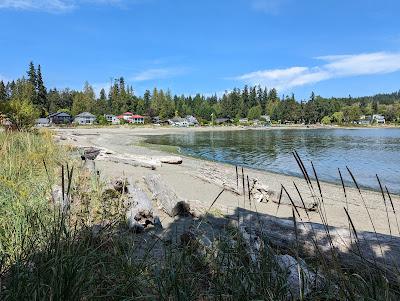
[1,130,400,300]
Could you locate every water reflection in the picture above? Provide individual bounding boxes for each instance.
[144,129,400,193]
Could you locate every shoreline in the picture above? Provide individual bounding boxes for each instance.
[55,126,400,236]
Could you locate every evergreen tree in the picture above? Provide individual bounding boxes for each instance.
[36,65,47,113]
[0,81,6,101]
[27,62,37,90]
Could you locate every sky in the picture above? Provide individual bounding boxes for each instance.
[0,0,400,99]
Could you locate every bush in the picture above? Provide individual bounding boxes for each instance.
[321,115,332,125]
[6,98,40,130]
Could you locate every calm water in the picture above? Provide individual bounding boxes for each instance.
[144,128,400,193]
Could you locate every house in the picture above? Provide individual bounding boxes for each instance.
[105,114,120,125]
[48,112,72,124]
[185,115,199,126]
[239,118,249,124]
[215,117,232,125]
[358,115,372,125]
[168,117,189,127]
[35,118,50,127]
[131,114,145,124]
[372,114,385,124]
[74,112,96,125]
[260,115,271,123]
[121,112,134,122]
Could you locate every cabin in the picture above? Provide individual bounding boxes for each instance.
[239,118,249,124]
[105,114,120,125]
[372,114,385,124]
[260,115,271,124]
[185,115,199,126]
[48,112,72,124]
[35,118,50,127]
[169,117,189,127]
[74,112,96,125]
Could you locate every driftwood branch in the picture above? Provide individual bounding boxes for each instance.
[144,174,191,217]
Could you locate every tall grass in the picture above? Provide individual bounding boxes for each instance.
[0,130,400,300]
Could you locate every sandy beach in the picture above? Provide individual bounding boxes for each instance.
[55,126,400,236]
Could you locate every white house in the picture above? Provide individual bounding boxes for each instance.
[130,115,145,124]
[169,117,189,127]
[35,118,50,127]
[74,112,96,125]
[185,115,199,126]
[372,114,385,124]
[105,114,120,125]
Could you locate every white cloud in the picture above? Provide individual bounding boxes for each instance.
[0,0,139,12]
[131,68,186,82]
[235,52,400,90]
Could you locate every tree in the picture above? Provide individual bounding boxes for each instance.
[27,62,37,91]
[36,65,47,113]
[0,81,6,101]
[7,97,40,130]
[331,111,344,124]
[321,116,331,125]
[247,105,262,120]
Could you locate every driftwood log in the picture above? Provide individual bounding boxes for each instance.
[124,178,160,232]
[193,163,317,211]
[236,211,400,273]
[144,174,191,217]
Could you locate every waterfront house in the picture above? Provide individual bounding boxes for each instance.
[169,117,189,127]
[121,112,134,122]
[239,118,249,124]
[260,115,271,123]
[35,118,50,127]
[185,115,199,126]
[358,115,372,125]
[105,114,120,125]
[372,114,385,124]
[131,114,145,124]
[48,112,72,124]
[74,112,96,125]
[215,117,232,125]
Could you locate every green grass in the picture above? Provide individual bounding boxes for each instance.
[1,131,400,300]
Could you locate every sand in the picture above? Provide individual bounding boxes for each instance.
[55,126,400,236]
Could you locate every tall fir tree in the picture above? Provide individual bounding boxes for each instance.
[36,65,47,112]
[27,61,37,89]
[0,81,6,101]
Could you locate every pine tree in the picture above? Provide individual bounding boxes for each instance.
[36,65,47,111]
[27,61,37,89]
[0,81,6,101]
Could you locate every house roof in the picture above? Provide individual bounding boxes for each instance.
[131,115,144,119]
[48,112,71,118]
[123,112,133,115]
[76,112,96,118]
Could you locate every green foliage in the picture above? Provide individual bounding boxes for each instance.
[7,98,40,130]
[247,105,262,120]
[332,111,344,124]
[321,115,332,125]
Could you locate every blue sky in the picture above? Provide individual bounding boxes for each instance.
[0,0,400,99]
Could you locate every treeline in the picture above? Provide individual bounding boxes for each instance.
[1,62,400,128]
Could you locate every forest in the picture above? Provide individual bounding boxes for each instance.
[1,62,400,127]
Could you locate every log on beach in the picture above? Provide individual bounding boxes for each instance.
[125,178,160,231]
[236,211,400,272]
[193,163,317,211]
[144,174,191,217]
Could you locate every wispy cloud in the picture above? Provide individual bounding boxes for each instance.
[0,0,143,12]
[235,52,400,90]
[131,67,186,82]
[250,0,290,14]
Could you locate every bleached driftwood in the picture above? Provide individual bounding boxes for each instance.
[192,163,317,211]
[236,212,400,272]
[159,156,183,164]
[144,174,191,217]
[125,178,160,232]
